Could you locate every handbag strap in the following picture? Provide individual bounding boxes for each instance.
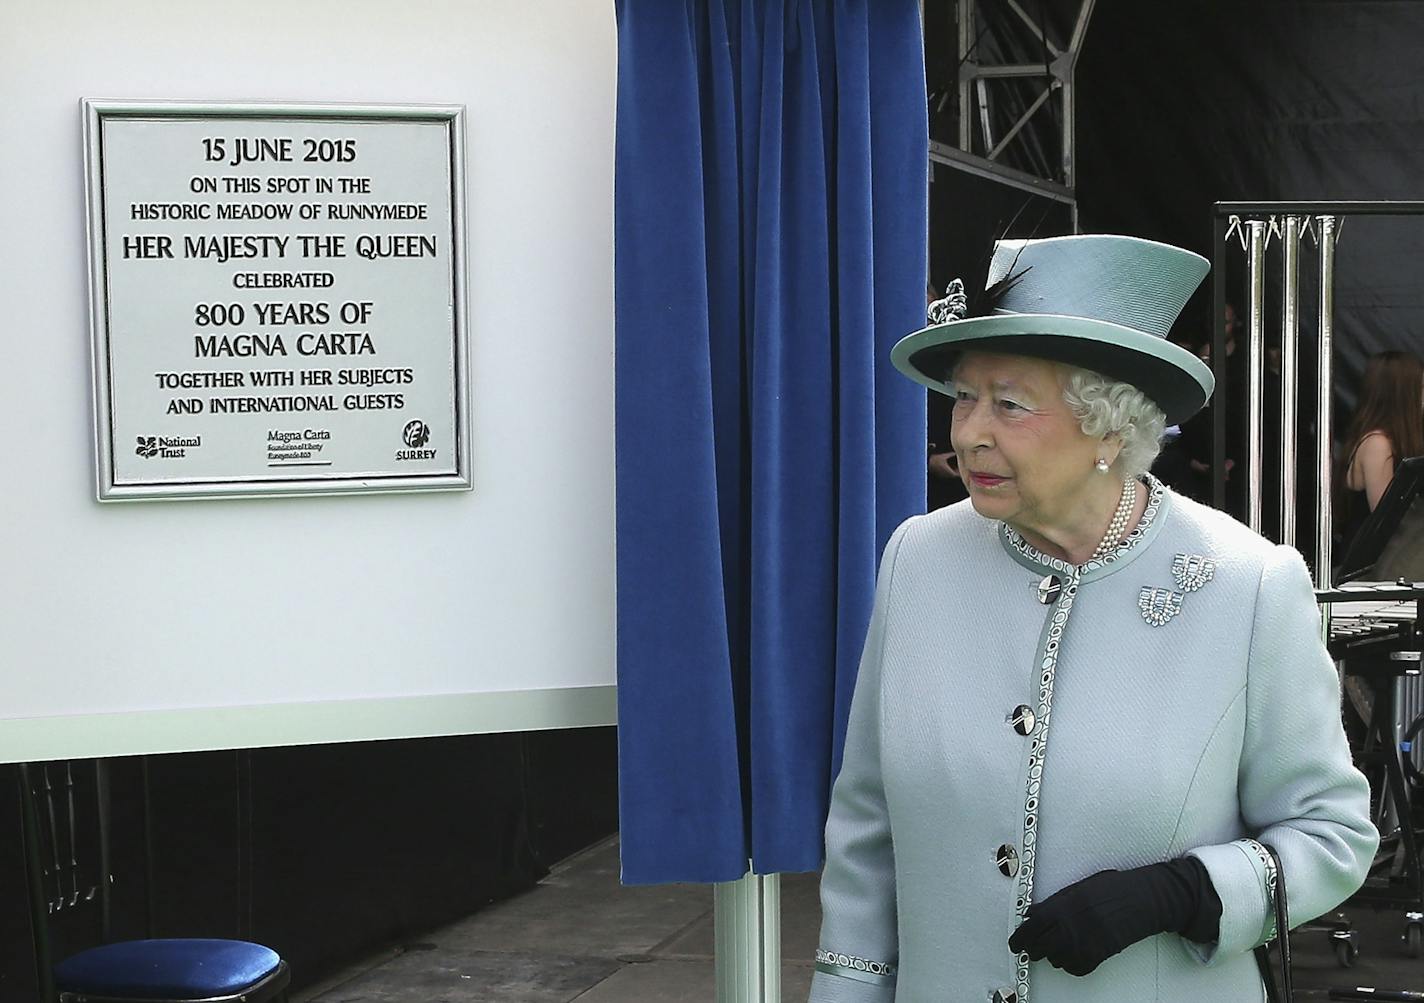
[1253,842,1293,1001]
[1254,943,1279,1001]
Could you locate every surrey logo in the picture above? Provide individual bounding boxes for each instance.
[402,420,431,448]
[396,420,437,461]
[135,436,159,458]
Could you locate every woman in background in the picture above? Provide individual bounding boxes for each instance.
[1336,351,1424,734]
[1338,350,1424,537]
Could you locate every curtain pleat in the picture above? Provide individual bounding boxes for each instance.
[614,0,927,884]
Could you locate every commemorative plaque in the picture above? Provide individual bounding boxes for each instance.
[82,101,471,500]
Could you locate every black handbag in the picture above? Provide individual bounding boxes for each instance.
[1253,843,1293,1002]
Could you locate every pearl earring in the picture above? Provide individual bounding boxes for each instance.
[1094,458,1110,473]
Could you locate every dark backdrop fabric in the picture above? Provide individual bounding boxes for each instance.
[1076,0,1424,418]
[614,0,928,884]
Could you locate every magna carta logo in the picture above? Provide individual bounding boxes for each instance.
[397,420,436,461]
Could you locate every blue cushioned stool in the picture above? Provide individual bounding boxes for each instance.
[19,761,291,1003]
[54,939,288,1002]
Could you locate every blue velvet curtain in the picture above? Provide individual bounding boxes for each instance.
[614,0,928,884]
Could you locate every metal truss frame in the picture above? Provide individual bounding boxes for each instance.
[933,0,1096,223]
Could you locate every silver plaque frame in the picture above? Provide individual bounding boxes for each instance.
[82,100,472,500]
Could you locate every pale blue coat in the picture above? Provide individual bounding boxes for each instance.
[811,479,1378,1003]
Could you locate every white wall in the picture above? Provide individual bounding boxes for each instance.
[0,0,618,761]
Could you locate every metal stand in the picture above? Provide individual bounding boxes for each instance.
[714,871,781,1003]
[1216,202,1424,988]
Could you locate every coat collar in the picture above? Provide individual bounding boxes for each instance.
[998,473,1170,582]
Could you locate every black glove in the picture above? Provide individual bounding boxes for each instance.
[1007,857,1222,977]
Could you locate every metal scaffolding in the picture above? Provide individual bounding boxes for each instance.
[930,0,1097,224]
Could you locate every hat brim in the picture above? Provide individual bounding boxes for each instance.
[891,314,1215,427]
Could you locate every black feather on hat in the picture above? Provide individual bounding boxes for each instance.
[928,201,1045,326]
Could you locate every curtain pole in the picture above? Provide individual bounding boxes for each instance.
[715,871,782,1002]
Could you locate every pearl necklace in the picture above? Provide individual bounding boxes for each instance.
[1090,477,1137,562]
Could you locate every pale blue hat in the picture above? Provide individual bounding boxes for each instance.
[892,234,1216,425]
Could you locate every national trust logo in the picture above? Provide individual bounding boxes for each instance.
[402,420,431,448]
[134,434,202,459]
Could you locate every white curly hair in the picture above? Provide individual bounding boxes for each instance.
[1059,365,1167,478]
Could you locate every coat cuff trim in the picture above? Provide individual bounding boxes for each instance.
[815,949,897,987]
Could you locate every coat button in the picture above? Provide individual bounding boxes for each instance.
[1008,705,1035,736]
[995,844,1020,877]
[1036,574,1061,604]
[991,989,1018,1003]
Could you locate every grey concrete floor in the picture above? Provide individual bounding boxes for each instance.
[298,835,1424,1002]
[296,836,815,1003]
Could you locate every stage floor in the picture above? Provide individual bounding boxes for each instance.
[297,836,1423,1001]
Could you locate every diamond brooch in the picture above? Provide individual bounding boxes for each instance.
[1172,553,1216,594]
[1139,554,1215,627]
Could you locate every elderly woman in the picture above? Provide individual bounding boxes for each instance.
[810,235,1378,1003]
